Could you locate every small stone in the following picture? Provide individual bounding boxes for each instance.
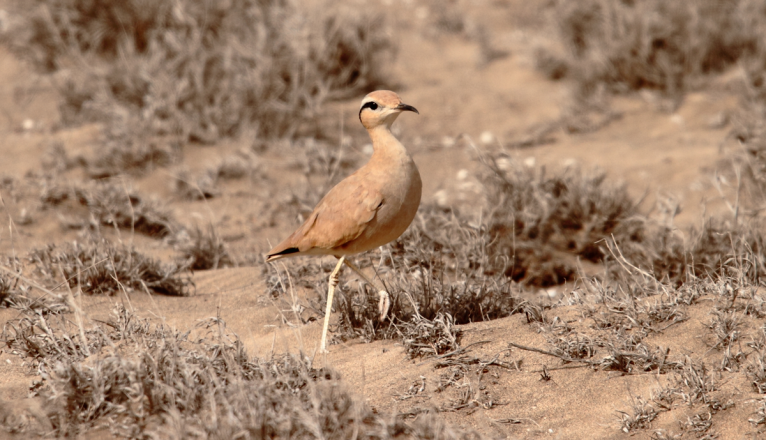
[561,158,577,167]
[496,157,512,171]
[707,112,729,129]
[433,189,449,208]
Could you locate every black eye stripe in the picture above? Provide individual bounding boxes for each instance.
[358,101,380,122]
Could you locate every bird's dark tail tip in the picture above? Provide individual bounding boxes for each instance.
[266,247,300,262]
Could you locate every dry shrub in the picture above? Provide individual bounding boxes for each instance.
[209,152,259,180]
[3,306,479,439]
[550,333,597,360]
[172,168,220,200]
[28,240,192,296]
[543,0,764,97]
[6,0,395,142]
[0,259,70,314]
[747,327,766,394]
[535,0,766,135]
[482,155,636,286]
[170,152,258,200]
[384,209,521,323]
[481,154,766,287]
[687,219,766,283]
[399,313,462,358]
[0,272,16,307]
[87,115,181,178]
[0,285,69,316]
[674,358,718,406]
[613,217,766,286]
[4,309,109,366]
[41,180,176,238]
[176,225,234,271]
[752,399,766,427]
[618,395,657,433]
[724,108,766,209]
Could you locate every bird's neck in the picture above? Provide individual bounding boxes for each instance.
[367,125,410,161]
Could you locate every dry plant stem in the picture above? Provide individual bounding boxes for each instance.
[0,265,61,301]
[508,341,568,359]
[508,341,598,368]
[342,258,390,321]
[59,267,91,357]
[321,256,346,353]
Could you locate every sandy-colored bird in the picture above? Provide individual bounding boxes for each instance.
[266,90,421,352]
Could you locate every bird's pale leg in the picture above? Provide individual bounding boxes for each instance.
[342,259,390,322]
[320,256,345,353]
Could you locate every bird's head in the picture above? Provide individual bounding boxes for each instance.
[358,90,419,130]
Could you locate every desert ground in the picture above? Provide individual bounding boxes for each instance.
[1,1,766,439]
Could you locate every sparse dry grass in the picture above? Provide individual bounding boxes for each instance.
[618,395,657,434]
[172,168,220,201]
[399,312,462,358]
[482,153,766,288]
[176,225,234,271]
[2,306,480,439]
[542,0,766,98]
[87,116,180,178]
[28,240,192,296]
[41,180,176,238]
[724,108,766,207]
[537,0,766,154]
[482,155,636,286]
[4,0,395,144]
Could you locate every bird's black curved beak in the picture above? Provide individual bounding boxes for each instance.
[396,103,419,114]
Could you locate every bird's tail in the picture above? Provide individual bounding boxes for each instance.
[265,247,300,262]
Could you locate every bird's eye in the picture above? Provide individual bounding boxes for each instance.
[362,101,379,111]
[369,102,378,110]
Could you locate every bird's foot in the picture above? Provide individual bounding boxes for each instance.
[378,290,390,322]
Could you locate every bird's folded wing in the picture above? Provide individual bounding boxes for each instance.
[301,182,383,251]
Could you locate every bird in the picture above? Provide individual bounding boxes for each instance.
[266,90,421,352]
